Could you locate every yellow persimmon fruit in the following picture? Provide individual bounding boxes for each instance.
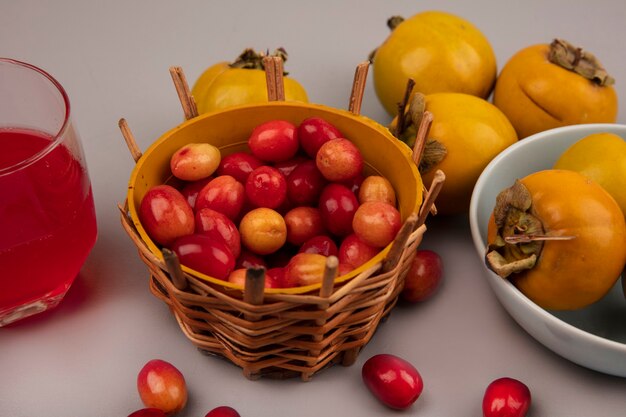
[191,48,308,114]
[553,132,626,217]
[413,93,518,215]
[372,11,496,116]
[486,170,626,310]
[493,39,618,139]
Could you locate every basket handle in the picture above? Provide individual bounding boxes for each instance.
[319,256,338,301]
[411,109,439,219]
[411,111,434,167]
[244,267,266,307]
[381,212,419,273]
[169,66,199,120]
[118,65,200,163]
[348,61,369,115]
[162,248,189,291]
[118,118,143,162]
[263,55,286,102]
[298,256,338,381]
[377,170,441,272]
[417,169,445,226]
[393,79,415,137]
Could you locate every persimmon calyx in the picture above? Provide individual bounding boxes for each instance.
[485,180,545,278]
[393,92,426,145]
[485,181,578,278]
[419,139,447,174]
[387,16,405,31]
[486,251,537,279]
[408,90,425,129]
[230,48,289,75]
[392,90,448,172]
[548,39,615,86]
[392,79,418,139]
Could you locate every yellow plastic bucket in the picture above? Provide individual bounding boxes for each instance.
[127,101,423,294]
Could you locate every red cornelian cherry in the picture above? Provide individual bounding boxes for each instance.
[136,359,187,415]
[298,116,343,158]
[127,408,167,417]
[245,165,287,209]
[482,377,531,417]
[361,354,423,410]
[401,249,444,303]
[204,405,241,417]
[248,119,299,162]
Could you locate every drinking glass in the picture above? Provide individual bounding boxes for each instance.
[0,58,97,326]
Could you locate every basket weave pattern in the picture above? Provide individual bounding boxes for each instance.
[121,208,425,380]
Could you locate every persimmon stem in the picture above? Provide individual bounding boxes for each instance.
[395,78,415,137]
[504,235,576,244]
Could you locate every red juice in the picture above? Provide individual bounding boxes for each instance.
[0,128,97,318]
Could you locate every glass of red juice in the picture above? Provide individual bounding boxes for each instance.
[0,58,97,326]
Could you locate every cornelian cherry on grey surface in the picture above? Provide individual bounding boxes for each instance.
[127,408,167,417]
[401,249,444,303]
[204,406,241,417]
[482,377,531,417]
[137,359,187,415]
[362,354,423,410]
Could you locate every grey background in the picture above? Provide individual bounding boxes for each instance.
[1,1,626,416]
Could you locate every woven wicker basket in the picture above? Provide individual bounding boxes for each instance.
[119,62,443,380]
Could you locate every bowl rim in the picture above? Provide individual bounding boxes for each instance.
[126,100,423,295]
[469,123,626,353]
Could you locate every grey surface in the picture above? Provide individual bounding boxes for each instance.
[2,1,626,416]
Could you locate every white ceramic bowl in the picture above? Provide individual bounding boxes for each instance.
[469,123,626,377]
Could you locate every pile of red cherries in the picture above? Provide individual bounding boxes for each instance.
[139,117,403,288]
